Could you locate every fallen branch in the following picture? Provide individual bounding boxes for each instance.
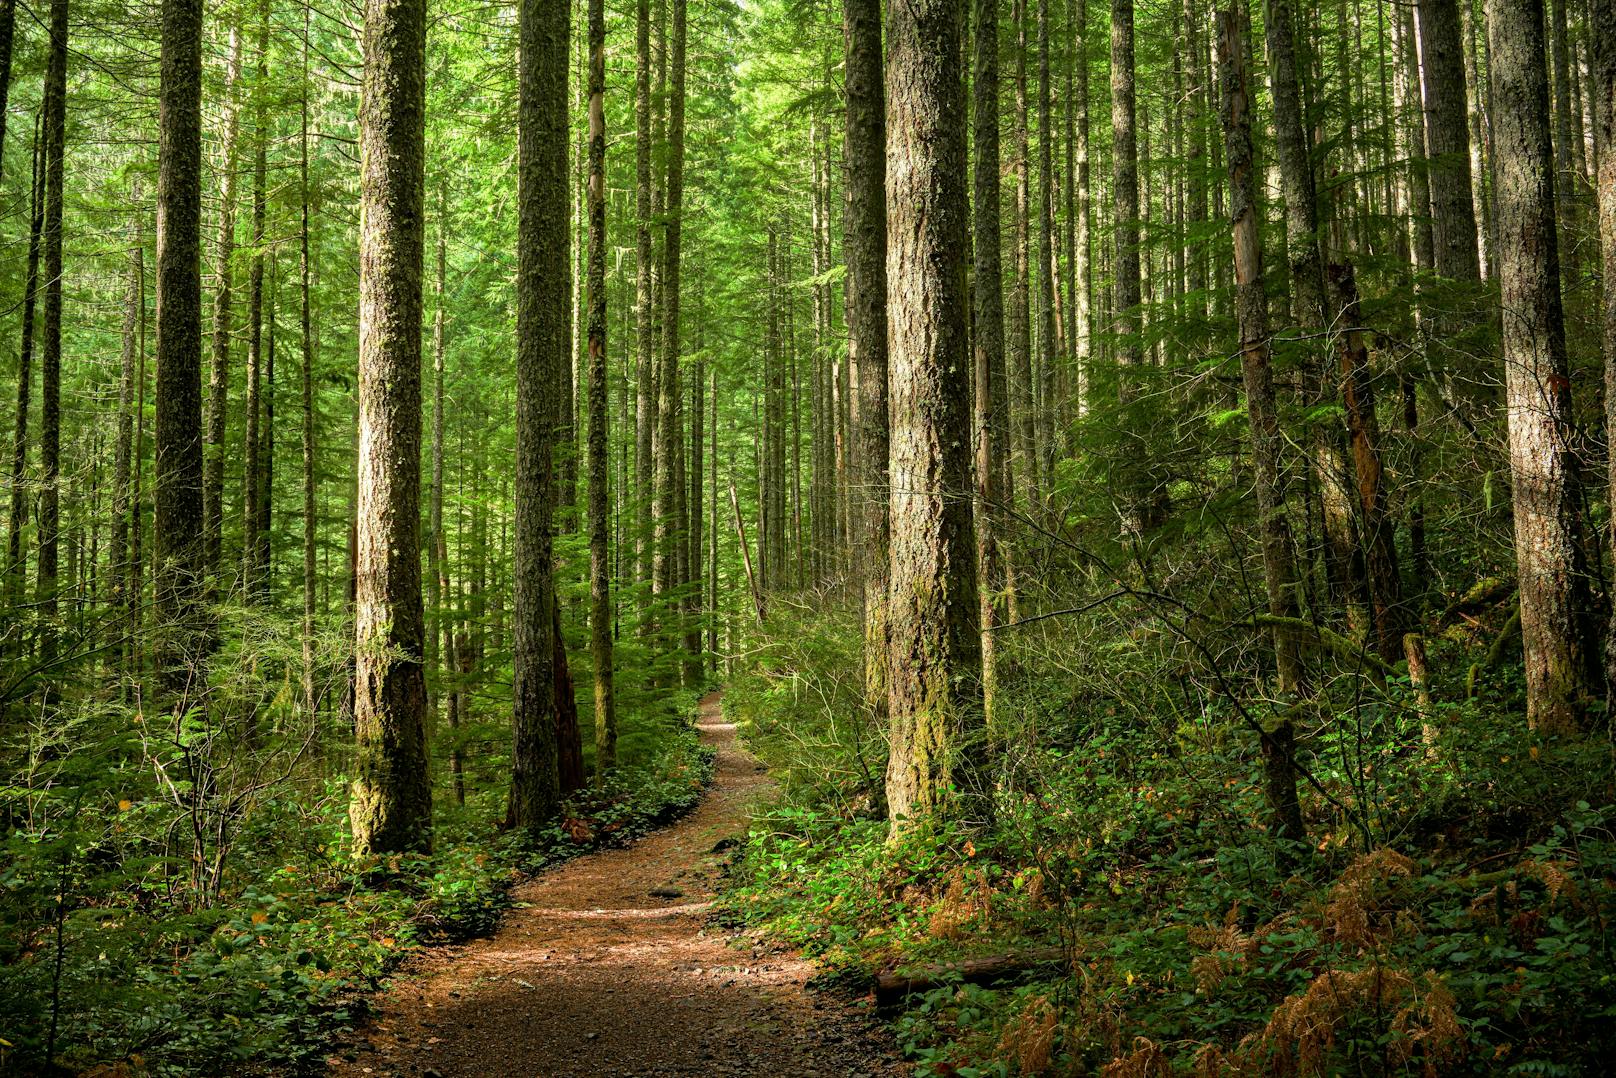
[875,946,1068,1003]
[1251,615,1398,682]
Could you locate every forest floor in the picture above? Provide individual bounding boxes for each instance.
[327,691,907,1078]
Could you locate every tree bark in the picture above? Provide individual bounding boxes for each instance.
[243,11,269,601]
[1034,0,1057,495]
[1072,0,1091,418]
[113,183,144,681]
[1218,8,1305,842]
[973,0,1010,731]
[635,0,656,607]
[154,0,207,709]
[1417,0,1482,280]
[37,0,66,658]
[351,0,432,855]
[1596,0,1616,703]
[1265,0,1370,632]
[205,27,242,580]
[1010,0,1039,513]
[508,0,568,832]
[0,0,14,184]
[653,0,687,666]
[301,9,316,715]
[845,0,890,728]
[884,0,984,829]
[7,121,43,639]
[1487,0,1595,733]
[586,0,616,774]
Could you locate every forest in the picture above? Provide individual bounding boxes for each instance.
[0,0,1612,1070]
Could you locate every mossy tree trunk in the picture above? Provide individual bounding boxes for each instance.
[884,0,985,830]
[351,0,432,856]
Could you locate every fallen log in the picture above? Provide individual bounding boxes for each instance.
[875,946,1068,1003]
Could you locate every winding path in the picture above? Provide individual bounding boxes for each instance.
[331,691,905,1077]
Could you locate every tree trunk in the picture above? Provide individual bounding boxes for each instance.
[509,0,569,831]
[351,0,432,855]
[154,0,205,708]
[1417,0,1482,279]
[7,121,43,641]
[37,0,66,659]
[1265,0,1369,632]
[845,0,889,729]
[586,0,616,774]
[0,0,14,184]
[1034,0,1057,496]
[653,0,687,666]
[1010,0,1039,513]
[258,265,274,600]
[1596,0,1616,703]
[301,11,316,715]
[973,0,1010,731]
[205,27,242,581]
[112,183,144,681]
[1219,8,1306,843]
[635,0,656,608]
[1488,0,1595,733]
[884,0,984,828]
[243,13,269,601]
[1112,0,1153,530]
[1072,0,1091,419]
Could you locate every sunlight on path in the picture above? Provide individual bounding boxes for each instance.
[329,692,905,1078]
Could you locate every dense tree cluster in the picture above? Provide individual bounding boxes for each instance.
[0,0,1613,1067]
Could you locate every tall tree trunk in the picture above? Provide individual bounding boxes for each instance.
[1488,0,1594,733]
[1596,0,1616,703]
[113,183,144,681]
[1112,0,1153,530]
[686,320,704,681]
[205,28,242,580]
[154,0,205,707]
[1072,0,1091,418]
[884,0,984,828]
[37,0,66,660]
[708,364,718,670]
[7,121,43,640]
[652,0,687,662]
[1034,0,1057,496]
[1185,0,1208,309]
[845,0,889,729]
[1010,0,1039,512]
[1460,0,1493,276]
[301,10,316,715]
[259,265,274,599]
[973,0,1010,731]
[351,0,432,855]
[242,13,268,601]
[0,0,14,184]
[508,0,567,832]
[634,0,657,616]
[1266,0,1369,631]
[1417,0,1483,279]
[1218,7,1305,843]
[586,0,616,774]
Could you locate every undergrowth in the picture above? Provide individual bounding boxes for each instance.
[0,629,715,1078]
[721,599,1616,1077]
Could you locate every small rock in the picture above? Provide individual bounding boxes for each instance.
[649,885,684,898]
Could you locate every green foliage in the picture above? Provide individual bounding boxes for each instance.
[722,591,1616,1076]
[0,599,716,1076]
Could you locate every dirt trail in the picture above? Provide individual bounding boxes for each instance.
[331,691,905,1078]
